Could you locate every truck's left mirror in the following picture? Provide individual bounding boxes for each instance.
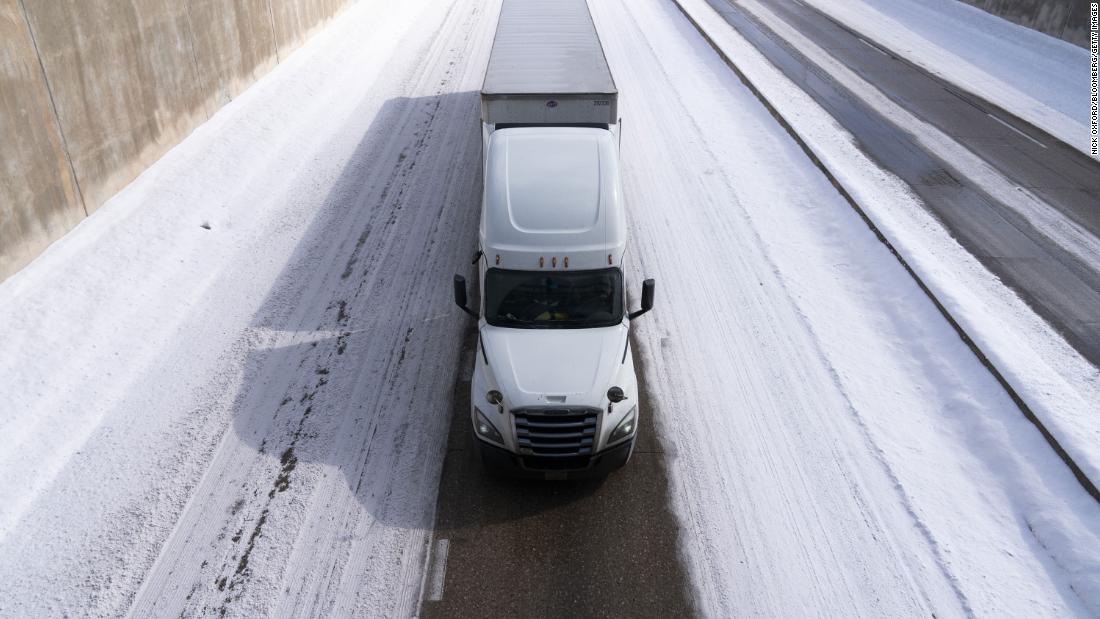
[454,274,477,318]
[628,278,656,320]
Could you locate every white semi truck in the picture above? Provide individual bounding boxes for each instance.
[453,0,655,479]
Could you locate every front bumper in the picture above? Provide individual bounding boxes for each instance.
[476,437,635,480]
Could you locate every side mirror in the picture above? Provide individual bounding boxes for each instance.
[628,279,655,320]
[453,274,477,318]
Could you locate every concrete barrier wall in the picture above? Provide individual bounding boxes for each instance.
[0,0,352,281]
[272,0,347,56]
[956,0,1092,48]
[0,0,85,278]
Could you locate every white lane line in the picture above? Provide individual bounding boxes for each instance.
[427,538,450,602]
[987,113,1047,149]
[790,0,805,6]
[857,37,889,57]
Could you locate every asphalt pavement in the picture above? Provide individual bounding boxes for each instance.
[419,327,694,617]
[706,0,1100,366]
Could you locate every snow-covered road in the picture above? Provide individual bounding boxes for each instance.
[1,0,1099,616]
[593,0,1100,614]
[1,0,496,615]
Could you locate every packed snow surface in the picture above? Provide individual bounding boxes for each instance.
[802,0,1093,154]
[602,0,1100,614]
[1,0,1099,616]
[0,0,496,615]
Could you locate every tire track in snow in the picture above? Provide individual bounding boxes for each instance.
[592,2,956,613]
[586,0,1100,615]
[128,0,498,616]
[271,5,499,616]
[610,2,972,612]
[593,0,1100,615]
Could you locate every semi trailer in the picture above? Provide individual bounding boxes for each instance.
[453,0,656,479]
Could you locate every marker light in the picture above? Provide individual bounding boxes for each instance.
[608,254,613,265]
[495,254,501,265]
[539,257,544,268]
[564,257,569,268]
[552,257,557,268]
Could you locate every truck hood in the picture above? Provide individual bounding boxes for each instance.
[481,323,628,406]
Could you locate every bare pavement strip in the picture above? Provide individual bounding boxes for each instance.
[420,326,695,617]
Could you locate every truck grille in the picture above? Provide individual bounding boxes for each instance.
[513,408,598,458]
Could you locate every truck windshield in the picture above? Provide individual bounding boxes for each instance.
[484,268,624,329]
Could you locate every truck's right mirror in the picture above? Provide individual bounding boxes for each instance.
[629,278,656,320]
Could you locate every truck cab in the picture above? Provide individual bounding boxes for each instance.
[452,0,653,479]
[454,126,653,479]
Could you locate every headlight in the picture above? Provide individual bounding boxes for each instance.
[608,406,637,445]
[474,407,504,444]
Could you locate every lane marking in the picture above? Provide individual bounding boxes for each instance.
[790,0,805,6]
[427,538,449,601]
[987,113,1047,149]
[857,37,889,56]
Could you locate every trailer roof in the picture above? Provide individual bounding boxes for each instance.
[482,0,617,96]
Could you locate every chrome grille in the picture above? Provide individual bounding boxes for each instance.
[513,408,599,457]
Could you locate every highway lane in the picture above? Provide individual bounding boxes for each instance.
[704,0,1100,366]
[420,327,694,617]
[421,1,1100,615]
[6,0,1099,615]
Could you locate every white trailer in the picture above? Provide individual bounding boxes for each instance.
[480,0,618,127]
[453,0,655,479]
